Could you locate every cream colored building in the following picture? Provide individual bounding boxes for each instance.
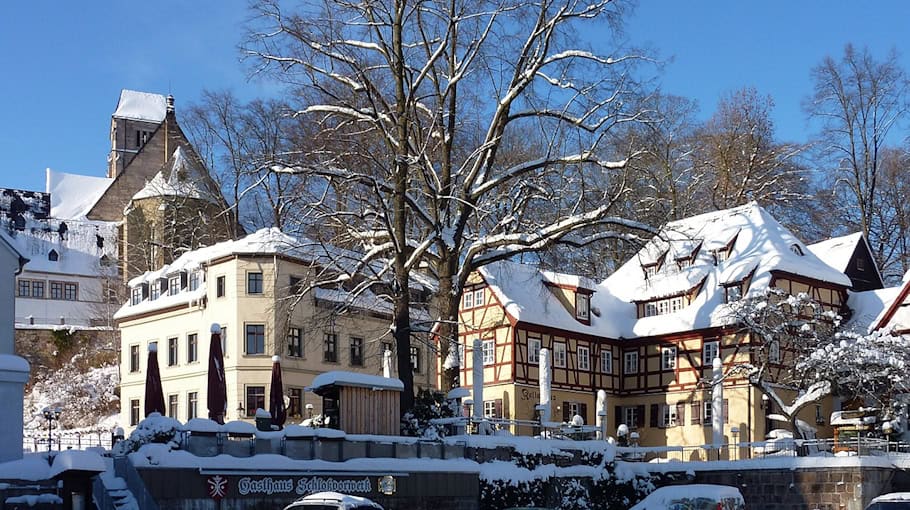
[116,228,435,431]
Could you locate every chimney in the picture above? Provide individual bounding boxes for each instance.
[166,95,175,113]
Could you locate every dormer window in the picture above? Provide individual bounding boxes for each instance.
[643,264,659,278]
[150,282,160,301]
[724,284,743,303]
[189,271,200,291]
[713,249,728,264]
[790,244,804,256]
[575,293,591,321]
[48,250,59,262]
[131,287,142,306]
[677,258,692,270]
[168,275,181,296]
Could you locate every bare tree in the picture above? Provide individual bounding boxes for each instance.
[805,44,910,280]
[244,0,655,411]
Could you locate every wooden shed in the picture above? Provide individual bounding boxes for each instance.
[308,371,402,435]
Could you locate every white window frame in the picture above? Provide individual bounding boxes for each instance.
[463,290,474,309]
[703,400,713,423]
[577,346,590,371]
[483,400,497,418]
[703,340,719,366]
[482,339,494,365]
[473,288,484,307]
[554,342,567,368]
[528,337,541,364]
[644,302,658,317]
[575,293,590,320]
[661,404,678,427]
[601,349,612,374]
[644,265,658,278]
[725,284,742,303]
[661,346,677,371]
[624,406,638,428]
[624,351,639,374]
[769,340,781,363]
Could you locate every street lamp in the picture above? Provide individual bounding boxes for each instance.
[42,407,62,452]
[731,426,740,460]
[236,402,245,420]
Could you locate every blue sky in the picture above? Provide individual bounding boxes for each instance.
[1,1,908,194]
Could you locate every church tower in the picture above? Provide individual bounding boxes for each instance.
[108,90,169,178]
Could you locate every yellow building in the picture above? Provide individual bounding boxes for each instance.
[116,228,435,431]
[454,203,855,450]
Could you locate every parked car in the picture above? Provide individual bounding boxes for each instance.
[630,484,745,510]
[866,493,910,510]
[283,492,383,510]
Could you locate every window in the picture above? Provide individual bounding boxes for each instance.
[130,399,140,426]
[381,341,393,358]
[247,272,263,294]
[643,265,658,278]
[50,281,63,300]
[168,394,178,418]
[715,249,729,263]
[601,349,613,374]
[17,280,30,297]
[150,282,160,301]
[678,259,692,270]
[350,337,364,366]
[661,404,678,427]
[769,340,781,363]
[288,388,303,417]
[32,280,44,298]
[473,288,484,307]
[703,400,713,423]
[187,392,198,420]
[189,272,200,291]
[324,333,338,362]
[216,276,226,298]
[576,293,590,320]
[187,333,198,363]
[168,275,181,296]
[643,296,685,317]
[624,406,638,428]
[661,346,677,370]
[725,284,742,303]
[703,340,719,366]
[129,344,140,373]
[578,346,590,371]
[288,328,303,358]
[483,400,502,419]
[790,243,804,256]
[289,276,303,294]
[644,302,658,317]
[410,345,421,373]
[482,340,494,366]
[462,290,474,309]
[624,351,639,374]
[245,324,265,354]
[220,327,227,357]
[528,337,541,364]
[857,257,866,272]
[131,287,142,305]
[167,337,178,366]
[245,386,266,417]
[48,250,58,262]
[136,130,151,147]
[554,342,567,367]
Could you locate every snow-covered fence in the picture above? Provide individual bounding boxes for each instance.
[618,437,910,463]
[23,431,112,453]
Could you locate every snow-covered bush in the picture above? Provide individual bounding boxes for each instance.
[113,413,183,455]
[401,388,456,439]
[480,478,546,510]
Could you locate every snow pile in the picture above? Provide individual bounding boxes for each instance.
[49,449,106,477]
[23,363,119,430]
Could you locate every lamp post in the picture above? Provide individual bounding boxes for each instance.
[236,402,245,420]
[731,426,740,460]
[42,407,62,452]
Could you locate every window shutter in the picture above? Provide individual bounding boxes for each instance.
[614,406,623,428]
[636,405,645,427]
[723,399,729,424]
[180,271,188,289]
[494,399,503,419]
[650,404,659,428]
[562,402,570,423]
[580,403,588,424]
[691,401,701,425]
[677,403,686,427]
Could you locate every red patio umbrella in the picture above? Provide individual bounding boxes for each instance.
[144,343,166,417]
[207,323,227,424]
[269,355,287,429]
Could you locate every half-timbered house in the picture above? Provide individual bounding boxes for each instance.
[453,202,855,449]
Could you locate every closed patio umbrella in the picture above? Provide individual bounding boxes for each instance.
[144,343,166,417]
[269,355,287,429]
[207,323,227,424]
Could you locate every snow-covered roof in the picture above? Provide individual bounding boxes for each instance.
[130,147,219,203]
[482,203,854,340]
[807,232,863,273]
[46,169,113,220]
[845,286,902,333]
[112,89,168,122]
[309,371,403,392]
[5,217,118,277]
[48,449,106,477]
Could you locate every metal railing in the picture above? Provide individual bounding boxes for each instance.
[617,437,910,463]
[23,431,113,453]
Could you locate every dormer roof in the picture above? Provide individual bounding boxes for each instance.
[130,147,221,204]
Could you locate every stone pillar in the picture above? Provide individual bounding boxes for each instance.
[0,354,30,462]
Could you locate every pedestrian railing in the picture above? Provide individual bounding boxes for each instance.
[23,431,113,453]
